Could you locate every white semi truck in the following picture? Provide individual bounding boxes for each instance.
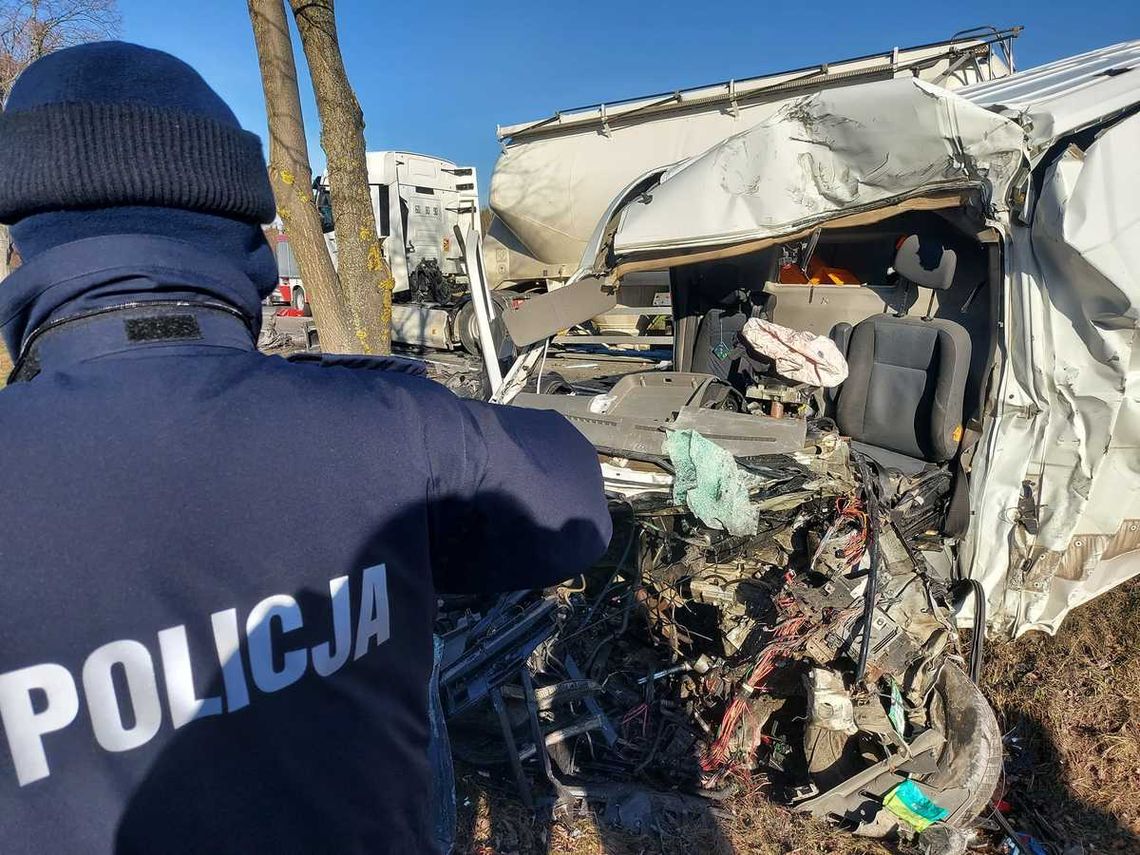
[274,150,491,351]
[483,27,1022,340]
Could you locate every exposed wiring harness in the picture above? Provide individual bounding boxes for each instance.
[851,453,882,684]
[700,616,813,775]
[811,496,869,572]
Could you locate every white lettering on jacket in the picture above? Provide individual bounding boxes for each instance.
[0,565,390,787]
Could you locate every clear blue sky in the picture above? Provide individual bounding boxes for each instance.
[118,0,1140,204]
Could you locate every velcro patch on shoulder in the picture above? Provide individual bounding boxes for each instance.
[125,315,203,343]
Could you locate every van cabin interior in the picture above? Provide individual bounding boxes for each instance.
[669,208,999,535]
[513,206,999,540]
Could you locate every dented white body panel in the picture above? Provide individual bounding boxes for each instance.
[537,41,1140,634]
[487,32,1018,287]
[959,40,1140,156]
[965,111,1140,635]
[609,77,1025,256]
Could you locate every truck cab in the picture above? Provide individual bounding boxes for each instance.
[314,151,480,298]
[499,41,1140,640]
[279,152,493,352]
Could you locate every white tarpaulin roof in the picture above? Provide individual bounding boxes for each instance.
[959,39,1140,154]
[610,77,1027,256]
[486,32,1019,284]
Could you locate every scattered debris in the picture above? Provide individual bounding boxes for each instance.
[256,314,296,351]
[438,413,1000,851]
[1000,834,1048,855]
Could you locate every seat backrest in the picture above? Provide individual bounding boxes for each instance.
[690,306,752,382]
[836,315,971,462]
[762,281,937,335]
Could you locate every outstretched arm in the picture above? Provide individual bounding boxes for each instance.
[428,397,612,594]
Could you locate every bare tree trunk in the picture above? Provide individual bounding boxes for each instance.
[248,0,357,353]
[0,218,10,379]
[289,0,393,354]
[0,224,10,280]
[0,97,7,281]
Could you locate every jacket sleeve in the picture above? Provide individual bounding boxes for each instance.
[426,396,613,594]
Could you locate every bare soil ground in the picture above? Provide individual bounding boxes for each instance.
[455,579,1140,854]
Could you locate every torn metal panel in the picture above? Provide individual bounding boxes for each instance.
[502,275,617,346]
[488,32,1018,286]
[610,77,1025,256]
[511,372,806,458]
[963,112,1140,635]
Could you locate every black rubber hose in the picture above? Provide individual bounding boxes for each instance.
[949,577,987,683]
[852,453,879,684]
[856,526,879,683]
[967,578,986,684]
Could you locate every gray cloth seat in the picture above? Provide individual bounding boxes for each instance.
[836,315,971,465]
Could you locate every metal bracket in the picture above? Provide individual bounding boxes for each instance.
[490,686,533,808]
[521,669,574,805]
[564,655,618,747]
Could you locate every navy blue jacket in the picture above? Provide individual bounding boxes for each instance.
[0,234,611,853]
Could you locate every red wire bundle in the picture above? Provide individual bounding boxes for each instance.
[811,496,869,572]
[700,500,869,777]
[700,616,812,773]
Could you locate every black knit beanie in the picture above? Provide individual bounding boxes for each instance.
[0,41,275,226]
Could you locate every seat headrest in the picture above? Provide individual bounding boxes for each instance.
[894,234,957,290]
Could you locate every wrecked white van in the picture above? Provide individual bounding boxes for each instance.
[442,40,1140,847]
[500,40,1140,639]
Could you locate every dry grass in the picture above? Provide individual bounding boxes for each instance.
[980,580,1140,850]
[455,777,894,855]
[455,579,1140,854]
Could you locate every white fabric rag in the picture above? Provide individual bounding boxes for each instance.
[739,317,848,388]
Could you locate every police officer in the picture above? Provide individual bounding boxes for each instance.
[0,42,611,853]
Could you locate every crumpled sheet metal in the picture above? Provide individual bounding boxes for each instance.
[611,76,1026,255]
[440,429,1003,843]
[739,317,848,387]
[959,39,1140,158]
[963,112,1140,636]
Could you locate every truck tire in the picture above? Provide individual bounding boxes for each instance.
[292,285,312,317]
[455,293,513,357]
